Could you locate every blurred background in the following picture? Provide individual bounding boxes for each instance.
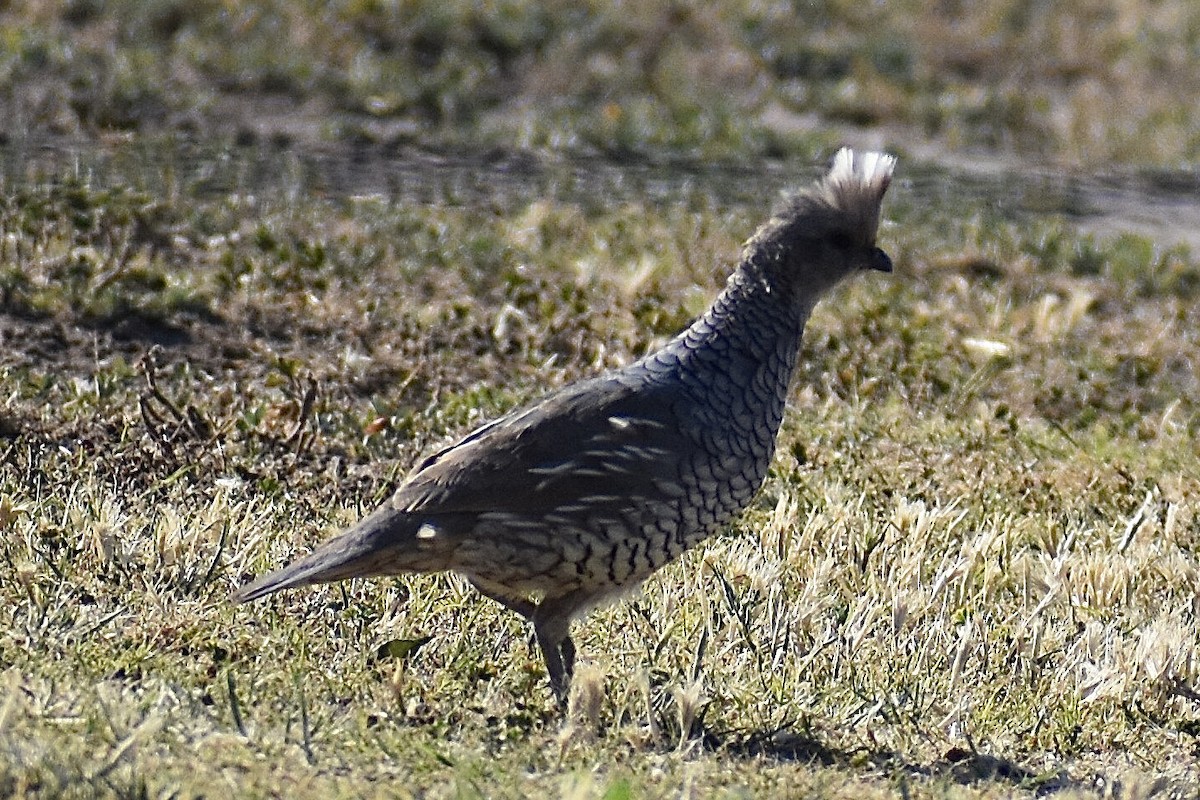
[2,0,1197,167]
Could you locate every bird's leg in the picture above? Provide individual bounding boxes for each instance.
[535,592,590,706]
[472,582,586,705]
[471,579,572,702]
[560,636,576,679]
[534,621,573,706]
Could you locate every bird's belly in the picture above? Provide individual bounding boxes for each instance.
[452,482,759,597]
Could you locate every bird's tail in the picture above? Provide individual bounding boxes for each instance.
[232,503,430,603]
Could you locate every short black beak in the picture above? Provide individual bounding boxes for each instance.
[869,247,893,273]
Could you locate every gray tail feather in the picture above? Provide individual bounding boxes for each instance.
[232,503,423,603]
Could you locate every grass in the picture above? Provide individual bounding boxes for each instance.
[2,0,1200,163]
[1,149,1198,797]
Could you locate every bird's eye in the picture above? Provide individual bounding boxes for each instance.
[828,230,854,250]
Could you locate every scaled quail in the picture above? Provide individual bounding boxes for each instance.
[234,148,897,702]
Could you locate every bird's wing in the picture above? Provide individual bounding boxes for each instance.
[389,375,694,519]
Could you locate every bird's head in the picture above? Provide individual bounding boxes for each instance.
[742,148,896,306]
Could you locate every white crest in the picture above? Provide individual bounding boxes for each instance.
[744,147,897,262]
[818,148,896,236]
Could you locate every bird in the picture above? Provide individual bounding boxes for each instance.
[233,148,897,703]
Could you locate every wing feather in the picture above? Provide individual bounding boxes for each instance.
[390,376,692,519]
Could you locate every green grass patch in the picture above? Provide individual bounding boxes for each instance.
[1,151,1198,796]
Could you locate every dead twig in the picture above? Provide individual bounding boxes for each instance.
[284,373,319,454]
[137,346,214,452]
